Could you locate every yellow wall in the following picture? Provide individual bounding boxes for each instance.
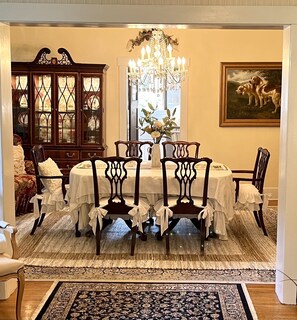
[10,27,282,190]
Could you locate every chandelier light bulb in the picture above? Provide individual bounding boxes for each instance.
[182,57,186,71]
[177,57,182,71]
[146,45,151,58]
[141,47,146,59]
[167,44,172,58]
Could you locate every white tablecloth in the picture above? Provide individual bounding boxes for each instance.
[66,161,235,238]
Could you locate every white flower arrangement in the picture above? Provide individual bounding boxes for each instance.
[138,103,177,144]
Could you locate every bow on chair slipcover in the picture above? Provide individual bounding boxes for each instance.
[89,202,149,235]
[156,203,214,237]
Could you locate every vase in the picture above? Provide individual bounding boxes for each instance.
[151,143,161,167]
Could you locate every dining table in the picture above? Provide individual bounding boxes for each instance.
[66,159,236,240]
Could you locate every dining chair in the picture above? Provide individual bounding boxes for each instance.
[0,221,25,320]
[114,140,153,160]
[162,140,200,158]
[30,145,70,235]
[155,157,213,254]
[232,147,270,236]
[88,156,150,255]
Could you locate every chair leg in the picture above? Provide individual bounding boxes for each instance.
[37,213,46,227]
[140,222,147,241]
[30,218,39,235]
[165,229,170,255]
[253,211,261,227]
[75,221,81,237]
[75,212,81,237]
[130,225,137,256]
[16,268,25,320]
[200,218,206,254]
[258,205,268,236]
[31,198,43,235]
[95,220,101,255]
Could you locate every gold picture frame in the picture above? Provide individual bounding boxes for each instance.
[219,62,282,127]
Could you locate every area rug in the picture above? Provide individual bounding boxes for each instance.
[17,207,277,282]
[32,281,257,320]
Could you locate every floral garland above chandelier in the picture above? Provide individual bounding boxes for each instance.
[127,29,187,93]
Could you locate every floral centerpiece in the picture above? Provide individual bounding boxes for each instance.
[138,103,177,144]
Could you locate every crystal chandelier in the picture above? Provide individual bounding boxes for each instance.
[127,29,187,92]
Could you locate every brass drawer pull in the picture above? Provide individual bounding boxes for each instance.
[88,152,97,157]
[66,152,76,158]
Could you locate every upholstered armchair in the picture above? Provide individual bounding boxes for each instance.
[13,134,37,216]
[0,220,25,320]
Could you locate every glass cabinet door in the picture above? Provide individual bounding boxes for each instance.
[33,73,53,143]
[57,75,76,144]
[81,76,102,144]
[11,74,30,144]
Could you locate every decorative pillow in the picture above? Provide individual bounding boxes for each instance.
[13,145,26,175]
[38,157,62,193]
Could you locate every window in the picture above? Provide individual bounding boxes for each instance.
[129,84,181,143]
[117,57,188,143]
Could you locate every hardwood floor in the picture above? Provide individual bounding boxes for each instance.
[0,282,296,319]
[248,284,297,320]
[0,281,52,320]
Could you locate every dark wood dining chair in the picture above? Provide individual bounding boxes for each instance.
[89,156,149,255]
[232,147,270,235]
[162,140,200,158]
[115,140,153,160]
[30,145,69,235]
[155,156,213,254]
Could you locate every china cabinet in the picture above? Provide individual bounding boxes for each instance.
[11,48,108,173]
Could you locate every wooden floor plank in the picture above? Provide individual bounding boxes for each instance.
[0,282,296,319]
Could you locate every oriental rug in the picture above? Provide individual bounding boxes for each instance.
[32,281,257,320]
[16,207,277,282]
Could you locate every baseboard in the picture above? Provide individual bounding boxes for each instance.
[269,199,278,206]
[264,187,278,203]
[0,279,17,300]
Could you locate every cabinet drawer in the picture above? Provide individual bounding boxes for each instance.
[46,150,80,160]
[81,150,104,159]
[56,160,77,171]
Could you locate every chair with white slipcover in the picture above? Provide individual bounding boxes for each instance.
[155,157,213,254]
[88,156,150,255]
[0,221,24,320]
[30,145,69,235]
[232,147,270,236]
